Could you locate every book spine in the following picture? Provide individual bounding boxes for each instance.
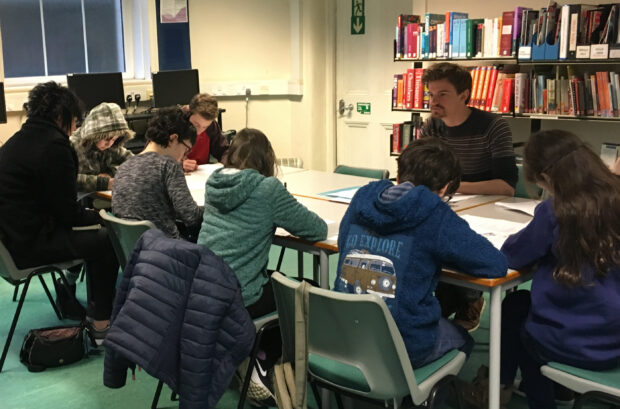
[469,67,480,108]
[485,67,499,111]
[405,69,415,109]
[500,78,514,112]
[500,12,515,56]
[492,73,506,112]
[392,123,400,154]
[413,68,424,109]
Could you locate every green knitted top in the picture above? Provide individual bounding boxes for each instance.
[198,168,328,306]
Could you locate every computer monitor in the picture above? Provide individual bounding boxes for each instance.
[66,72,125,111]
[152,69,199,108]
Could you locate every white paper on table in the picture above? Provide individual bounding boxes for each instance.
[495,200,540,216]
[459,214,529,249]
[448,194,480,203]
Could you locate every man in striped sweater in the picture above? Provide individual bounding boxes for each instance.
[420,62,518,332]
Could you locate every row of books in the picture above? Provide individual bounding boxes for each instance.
[394,9,527,60]
[520,2,620,60]
[514,69,620,117]
[392,66,515,113]
[394,3,620,61]
[391,116,424,154]
[392,68,428,110]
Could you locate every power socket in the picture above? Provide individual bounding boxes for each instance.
[245,88,251,96]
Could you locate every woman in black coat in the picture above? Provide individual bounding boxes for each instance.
[0,82,118,342]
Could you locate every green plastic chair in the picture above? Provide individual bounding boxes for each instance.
[99,210,155,269]
[0,238,82,372]
[514,163,542,199]
[271,272,466,408]
[541,363,620,409]
[334,165,390,180]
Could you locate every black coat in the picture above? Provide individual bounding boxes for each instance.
[0,118,99,267]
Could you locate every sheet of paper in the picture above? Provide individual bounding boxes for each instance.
[448,194,480,203]
[495,199,540,216]
[319,186,360,203]
[459,214,529,249]
[160,0,188,23]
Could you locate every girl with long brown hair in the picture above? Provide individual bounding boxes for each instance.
[497,130,620,408]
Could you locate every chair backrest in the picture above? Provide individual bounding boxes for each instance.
[307,285,420,402]
[99,209,156,268]
[276,157,303,168]
[270,272,420,403]
[515,163,542,199]
[334,165,389,180]
[0,239,22,282]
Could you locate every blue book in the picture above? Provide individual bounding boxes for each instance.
[449,12,468,58]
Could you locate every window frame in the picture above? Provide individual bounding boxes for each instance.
[2,0,151,88]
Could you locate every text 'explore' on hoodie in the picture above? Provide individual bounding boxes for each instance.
[334,180,507,367]
[198,168,327,306]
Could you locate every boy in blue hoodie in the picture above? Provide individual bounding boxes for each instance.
[334,138,508,368]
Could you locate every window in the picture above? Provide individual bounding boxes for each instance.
[0,0,147,80]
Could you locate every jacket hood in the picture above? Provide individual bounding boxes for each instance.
[205,168,264,212]
[70,102,134,147]
[350,180,444,235]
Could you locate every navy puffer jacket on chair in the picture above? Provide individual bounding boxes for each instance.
[103,229,255,409]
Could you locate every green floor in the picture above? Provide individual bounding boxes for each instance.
[0,246,603,409]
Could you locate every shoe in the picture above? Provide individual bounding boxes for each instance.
[513,378,575,406]
[85,317,109,346]
[461,366,512,409]
[246,358,276,407]
[453,296,486,332]
[53,277,86,321]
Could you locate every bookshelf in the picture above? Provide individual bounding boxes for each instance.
[390,5,620,156]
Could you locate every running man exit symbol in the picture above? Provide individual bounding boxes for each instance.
[351,0,365,35]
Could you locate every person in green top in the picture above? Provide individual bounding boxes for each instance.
[197,128,327,404]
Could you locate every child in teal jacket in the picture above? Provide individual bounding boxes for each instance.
[198,128,327,311]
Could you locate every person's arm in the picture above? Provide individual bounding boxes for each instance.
[270,180,327,242]
[164,161,203,227]
[207,121,229,163]
[109,146,133,176]
[41,140,99,227]
[436,210,508,278]
[501,200,555,270]
[458,178,515,196]
[76,172,110,192]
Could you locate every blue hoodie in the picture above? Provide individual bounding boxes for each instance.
[334,180,507,367]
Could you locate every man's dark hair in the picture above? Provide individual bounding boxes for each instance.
[422,62,472,104]
[397,138,461,195]
[26,81,82,133]
[146,107,196,147]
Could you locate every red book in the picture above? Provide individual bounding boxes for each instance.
[500,78,514,113]
[485,67,499,111]
[406,23,420,58]
[413,68,424,109]
[392,123,401,153]
[405,69,415,109]
[469,67,480,107]
[500,11,515,56]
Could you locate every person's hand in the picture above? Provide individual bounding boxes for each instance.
[183,159,198,172]
[107,178,114,190]
[613,157,620,175]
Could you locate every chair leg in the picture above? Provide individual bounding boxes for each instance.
[12,284,19,302]
[0,276,32,373]
[276,247,286,272]
[151,380,164,409]
[334,392,345,409]
[39,275,62,320]
[297,250,304,279]
[310,381,323,409]
[426,375,455,409]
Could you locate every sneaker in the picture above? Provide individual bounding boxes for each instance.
[246,358,276,407]
[53,277,86,321]
[461,366,512,409]
[85,317,109,346]
[453,296,486,332]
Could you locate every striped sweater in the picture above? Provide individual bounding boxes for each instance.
[421,108,518,187]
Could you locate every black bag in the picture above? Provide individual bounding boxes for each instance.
[19,324,88,372]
